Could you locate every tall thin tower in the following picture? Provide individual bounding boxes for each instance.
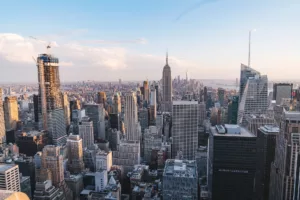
[0,88,5,145]
[162,52,172,112]
[36,54,67,146]
[124,92,139,141]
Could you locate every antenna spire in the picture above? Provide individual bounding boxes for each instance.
[166,50,168,65]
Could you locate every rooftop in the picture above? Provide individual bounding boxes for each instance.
[173,101,198,105]
[283,109,300,120]
[259,125,279,134]
[0,164,17,172]
[163,159,196,178]
[211,125,255,137]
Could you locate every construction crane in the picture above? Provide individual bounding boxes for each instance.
[29,36,53,55]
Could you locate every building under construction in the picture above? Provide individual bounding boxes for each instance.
[36,54,67,146]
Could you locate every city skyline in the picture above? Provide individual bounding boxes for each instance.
[0,0,300,82]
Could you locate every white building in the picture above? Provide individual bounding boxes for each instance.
[79,116,94,149]
[0,164,20,191]
[96,150,112,171]
[238,75,268,126]
[172,101,199,160]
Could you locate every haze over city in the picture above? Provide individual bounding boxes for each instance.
[0,0,300,82]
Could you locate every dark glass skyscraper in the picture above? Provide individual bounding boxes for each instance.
[227,96,239,124]
[37,54,66,146]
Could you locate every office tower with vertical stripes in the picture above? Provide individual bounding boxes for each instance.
[3,96,19,130]
[36,54,67,146]
[124,92,139,141]
[239,64,260,102]
[79,116,94,149]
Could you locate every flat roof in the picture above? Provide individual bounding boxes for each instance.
[0,164,16,172]
[259,125,279,134]
[173,101,198,105]
[211,126,255,137]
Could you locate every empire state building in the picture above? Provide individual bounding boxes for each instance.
[162,53,172,112]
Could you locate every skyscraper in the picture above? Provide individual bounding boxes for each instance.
[255,125,279,200]
[41,145,64,186]
[217,88,225,107]
[239,64,260,102]
[149,85,157,125]
[97,91,107,105]
[269,109,300,200]
[162,53,172,112]
[112,93,121,114]
[0,89,6,145]
[79,116,94,149]
[172,101,199,160]
[124,92,139,141]
[143,81,149,103]
[238,74,268,126]
[83,103,105,139]
[67,135,85,174]
[208,125,256,200]
[62,92,70,127]
[227,96,239,124]
[273,83,293,105]
[36,54,67,146]
[3,96,19,130]
[0,164,20,192]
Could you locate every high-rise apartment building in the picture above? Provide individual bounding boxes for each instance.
[124,92,139,141]
[0,89,6,145]
[269,109,300,200]
[112,93,121,114]
[79,116,94,149]
[162,53,172,112]
[3,96,19,130]
[273,83,293,105]
[0,164,20,192]
[36,54,67,146]
[239,64,260,103]
[255,125,279,200]
[143,81,149,103]
[97,91,107,105]
[208,124,257,200]
[238,75,268,126]
[96,150,112,171]
[67,135,85,174]
[172,101,199,160]
[62,92,70,127]
[163,159,198,200]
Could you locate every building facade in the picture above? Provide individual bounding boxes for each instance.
[79,116,94,149]
[3,96,19,130]
[239,64,260,103]
[124,92,139,141]
[273,83,293,105]
[67,135,85,174]
[0,164,20,192]
[162,53,172,112]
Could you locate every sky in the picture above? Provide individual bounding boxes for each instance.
[0,0,300,83]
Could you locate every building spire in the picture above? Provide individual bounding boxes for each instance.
[166,50,168,65]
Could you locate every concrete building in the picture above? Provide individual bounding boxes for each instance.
[65,174,83,200]
[163,159,198,200]
[112,140,140,173]
[143,81,149,103]
[112,93,121,114]
[138,108,148,134]
[172,101,199,160]
[273,83,293,105]
[79,116,94,149]
[162,53,172,112]
[17,130,48,156]
[143,126,162,164]
[33,180,64,200]
[195,146,207,178]
[36,54,67,146]
[96,150,112,171]
[67,135,85,174]
[41,145,64,187]
[97,91,107,105]
[198,102,206,126]
[255,125,279,200]
[208,125,257,200]
[124,92,139,141]
[0,164,20,192]
[108,129,121,151]
[269,109,300,200]
[3,96,19,130]
[238,74,268,126]
[149,85,157,125]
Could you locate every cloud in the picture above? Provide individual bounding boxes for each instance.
[80,38,148,45]
[0,32,197,82]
